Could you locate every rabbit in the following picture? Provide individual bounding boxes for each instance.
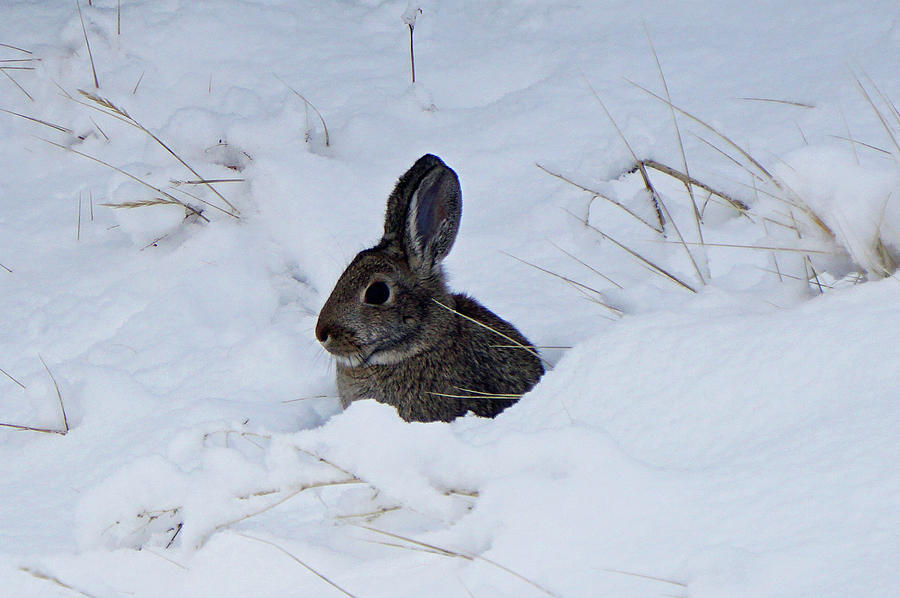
[315,154,544,422]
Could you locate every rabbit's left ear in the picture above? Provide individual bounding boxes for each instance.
[399,157,461,272]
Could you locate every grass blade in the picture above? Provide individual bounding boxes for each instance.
[235,533,358,598]
[584,79,666,231]
[277,76,330,147]
[565,208,697,293]
[536,163,662,233]
[76,0,99,89]
[432,298,553,367]
[501,250,622,316]
[39,355,68,434]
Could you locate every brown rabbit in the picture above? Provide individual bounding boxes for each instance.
[315,154,544,422]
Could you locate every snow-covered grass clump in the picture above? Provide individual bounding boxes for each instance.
[0,1,898,597]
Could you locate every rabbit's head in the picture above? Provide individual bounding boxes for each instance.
[315,154,462,368]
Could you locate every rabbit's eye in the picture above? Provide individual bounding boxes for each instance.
[363,281,391,305]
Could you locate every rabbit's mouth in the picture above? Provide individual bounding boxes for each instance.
[328,342,410,369]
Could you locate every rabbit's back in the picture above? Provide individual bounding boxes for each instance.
[336,293,543,422]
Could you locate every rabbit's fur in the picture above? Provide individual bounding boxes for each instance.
[315,154,544,422]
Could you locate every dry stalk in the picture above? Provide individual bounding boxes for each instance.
[234,532,358,598]
[43,138,210,223]
[565,208,696,293]
[282,394,333,403]
[851,70,900,155]
[501,250,622,317]
[656,240,828,254]
[829,135,890,156]
[0,422,65,434]
[428,391,522,401]
[40,355,69,434]
[277,76,330,147]
[76,0,99,89]
[100,198,183,209]
[644,24,704,244]
[357,525,560,598]
[628,78,778,183]
[132,71,144,95]
[648,185,707,286]
[604,567,687,588]
[432,298,552,366]
[334,505,402,521]
[0,107,73,133]
[171,178,245,185]
[761,216,784,283]
[536,163,662,233]
[0,43,32,54]
[19,567,97,598]
[88,115,108,141]
[0,68,33,101]
[549,240,622,288]
[0,367,25,389]
[736,97,814,108]
[638,159,749,214]
[205,478,364,542]
[584,80,665,232]
[76,90,240,217]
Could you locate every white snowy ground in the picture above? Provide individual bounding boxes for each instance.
[0,1,898,596]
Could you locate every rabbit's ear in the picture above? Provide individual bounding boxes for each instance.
[384,155,461,272]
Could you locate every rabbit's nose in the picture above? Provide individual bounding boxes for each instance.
[315,320,331,344]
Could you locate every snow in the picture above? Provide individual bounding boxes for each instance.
[1,1,898,596]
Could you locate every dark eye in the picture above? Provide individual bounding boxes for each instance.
[363,281,391,305]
